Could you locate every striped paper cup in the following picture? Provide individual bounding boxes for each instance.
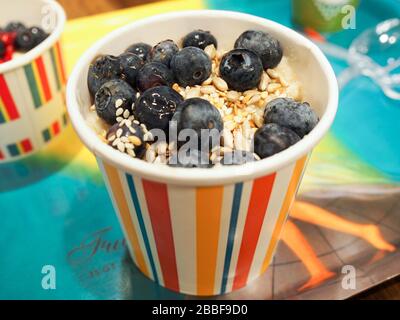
[67,11,338,295]
[0,0,66,162]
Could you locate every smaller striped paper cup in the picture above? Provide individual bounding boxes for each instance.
[67,11,338,295]
[0,0,67,162]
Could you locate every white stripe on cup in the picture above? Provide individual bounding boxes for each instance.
[167,184,197,294]
[248,163,295,281]
[133,176,165,287]
[95,158,140,266]
[43,49,57,99]
[214,184,234,294]
[119,171,153,280]
[225,179,253,293]
[14,63,36,111]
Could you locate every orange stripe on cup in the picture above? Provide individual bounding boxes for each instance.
[232,173,276,290]
[142,179,180,292]
[56,42,67,84]
[102,162,150,277]
[35,56,52,102]
[259,156,308,274]
[196,186,224,296]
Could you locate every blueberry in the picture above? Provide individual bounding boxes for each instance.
[87,55,123,97]
[254,123,300,159]
[125,42,151,62]
[106,121,146,158]
[182,30,218,50]
[119,52,144,88]
[133,86,183,133]
[172,98,223,151]
[5,21,26,33]
[136,62,174,92]
[235,30,283,69]
[221,150,257,165]
[0,41,5,59]
[149,40,179,66]
[171,47,212,87]
[14,29,36,51]
[219,49,263,92]
[168,149,212,168]
[264,98,319,138]
[29,26,48,45]
[94,79,137,125]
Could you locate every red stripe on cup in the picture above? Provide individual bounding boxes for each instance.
[142,179,180,292]
[35,56,52,102]
[232,173,276,290]
[0,75,20,120]
[20,138,33,153]
[52,121,60,135]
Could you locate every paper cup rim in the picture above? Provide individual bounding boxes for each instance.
[0,0,66,74]
[66,10,338,186]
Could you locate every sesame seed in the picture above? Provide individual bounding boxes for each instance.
[117,142,125,153]
[125,143,134,149]
[116,108,124,116]
[127,148,136,158]
[112,138,120,146]
[116,117,123,123]
[115,99,123,108]
[107,135,116,142]
[145,149,156,163]
[143,132,153,142]
[123,109,130,119]
[128,126,136,134]
[116,128,123,138]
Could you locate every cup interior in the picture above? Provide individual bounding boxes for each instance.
[0,0,65,73]
[0,0,49,26]
[67,10,338,186]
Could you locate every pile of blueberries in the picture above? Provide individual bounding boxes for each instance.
[88,29,318,167]
[0,21,49,63]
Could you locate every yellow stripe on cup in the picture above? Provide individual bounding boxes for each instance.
[32,60,46,104]
[259,155,308,275]
[102,162,150,278]
[196,186,224,296]
[0,97,10,122]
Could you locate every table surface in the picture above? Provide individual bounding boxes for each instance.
[54,0,399,300]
